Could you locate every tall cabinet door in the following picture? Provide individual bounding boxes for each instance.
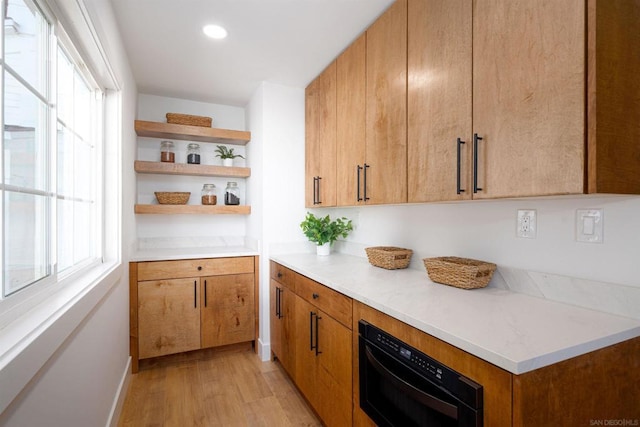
[472,0,585,199]
[305,61,337,207]
[270,279,296,377]
[336,33,366,206]
[138,278,201,359]
[408,0,472,202]
[201,273,254,348]
[365,0,408,205]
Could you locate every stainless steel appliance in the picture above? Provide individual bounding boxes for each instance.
[358,320,483,427]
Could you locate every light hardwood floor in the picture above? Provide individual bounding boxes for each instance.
[118,344,322,426]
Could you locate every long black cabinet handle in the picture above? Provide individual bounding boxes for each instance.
[276,287,283,319]
[357,165,363,202]
[193,281,197,308]
[309,312,315,351]
[456,138,466,195]
[315,313,322,356]
[363,164,370,201]
[204,280,207,307]
[313,176,322,205]
[473,133,483,193]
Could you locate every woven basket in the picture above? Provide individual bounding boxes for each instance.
[365,247,413,270]
[155,192,191,205]
[423,257,496,290]
[166,113,212,127]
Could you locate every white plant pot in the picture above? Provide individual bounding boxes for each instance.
[222,158,234,167]
[316,242,331,256]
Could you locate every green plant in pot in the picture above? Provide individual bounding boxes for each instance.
[300,212,353,256]
[215,145,245,166]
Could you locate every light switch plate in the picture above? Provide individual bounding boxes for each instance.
[517,209,536,238]
[576,209,603,243]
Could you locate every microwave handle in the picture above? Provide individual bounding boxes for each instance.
[364,345,458,420]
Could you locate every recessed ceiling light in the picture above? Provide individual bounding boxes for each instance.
[203,24,228,40]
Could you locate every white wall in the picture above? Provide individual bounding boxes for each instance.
[0,0,137,425]
[246,82,307,359]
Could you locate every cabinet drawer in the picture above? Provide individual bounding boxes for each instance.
[270,261,296,291]
[296,274,352,329]
[138,257,254,281]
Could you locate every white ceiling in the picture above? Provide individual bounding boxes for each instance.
[109,0,394,107]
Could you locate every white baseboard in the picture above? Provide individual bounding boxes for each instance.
[106,357,131,427]
[257,338,271,362]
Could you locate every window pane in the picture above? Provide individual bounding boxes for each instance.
[57,198,73,272]
[4,191,49,295]
[74,201,92,264]
[57,123,74,196]
[4,0,48,95]
[4,71,48,190]
[57,47,74,126]
[74,72,91,139]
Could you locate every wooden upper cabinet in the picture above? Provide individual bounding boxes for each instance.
[305,61,337,207]
[472,0,586,199]
[407,0,472,203]
[336,34,367,206]
[365,0,408,205]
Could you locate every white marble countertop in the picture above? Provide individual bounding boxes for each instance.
[130,246,259,262]
[271,252,640,375]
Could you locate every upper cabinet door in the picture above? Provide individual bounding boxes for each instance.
[336,34,367,207]
[305,62,337,207]
[408,0,472,203]
[472,0,585,199]
[365,0,408,205]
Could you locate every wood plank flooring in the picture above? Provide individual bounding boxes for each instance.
[118,344,322,427]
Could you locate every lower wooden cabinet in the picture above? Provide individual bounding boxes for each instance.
[130,256,258,373]
[270,261,353,427]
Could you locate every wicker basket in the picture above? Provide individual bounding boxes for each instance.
[155,192,191,205]
[423,257,496,290]
[166,113,212,127]
[365,247,413,270]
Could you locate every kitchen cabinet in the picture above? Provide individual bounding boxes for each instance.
[134,120,252,214]
[363,0,407,205]
[407,0,472,202]
[408,0,640,201]
[269,262,297,377]
[270,262,353,426]
[130,256,258,373]
[305,62,337,207]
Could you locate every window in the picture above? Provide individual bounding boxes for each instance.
[1,0,103,297]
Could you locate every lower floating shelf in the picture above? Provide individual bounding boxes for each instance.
[135,204,251,215]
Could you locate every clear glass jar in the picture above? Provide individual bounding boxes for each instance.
[187,143,201,164]
[201,183,217,205]
[224,181,240,205]
[160,140,175,163]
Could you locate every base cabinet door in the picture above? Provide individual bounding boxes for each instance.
[295,296,352,427]
[201,273,255,348]
[270,279,296,377]
[138,278,201,359]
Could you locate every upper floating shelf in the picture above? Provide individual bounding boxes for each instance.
[135,120,251,146]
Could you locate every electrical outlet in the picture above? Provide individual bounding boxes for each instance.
[517,209,537,238]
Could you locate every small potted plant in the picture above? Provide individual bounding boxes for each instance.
[300,212,353,256]
[214,145,245,167]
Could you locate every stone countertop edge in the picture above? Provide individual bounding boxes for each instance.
[270,252,640,375]
[130,246,259,262]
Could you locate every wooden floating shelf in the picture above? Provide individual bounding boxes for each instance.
[134,204,251,215]
[135,120,251,146]
[134,161,251,178]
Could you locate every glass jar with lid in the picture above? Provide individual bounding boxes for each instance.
[187,143,201,164]
[160,140,175,163]
[224,181,240,205]
[201,184,217,205]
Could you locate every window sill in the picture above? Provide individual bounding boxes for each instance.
[0,261,123,414]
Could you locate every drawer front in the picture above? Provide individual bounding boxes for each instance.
[270,261,296,291]
[296,274,352,329]
[138,257,254,281]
